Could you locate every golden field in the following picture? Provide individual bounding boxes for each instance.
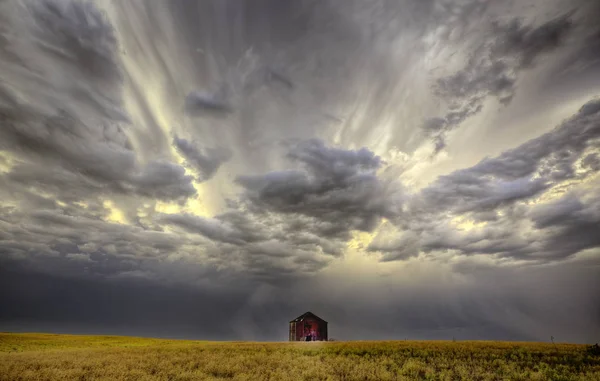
[0,333,599,380]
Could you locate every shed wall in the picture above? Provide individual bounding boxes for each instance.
[289,318,328,341]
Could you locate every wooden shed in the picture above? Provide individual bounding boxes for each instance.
[289,311,328,341]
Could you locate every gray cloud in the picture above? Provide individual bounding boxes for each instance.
[1,256,598,343]
[173,135,232,181]
[372,98,600,263]
[491,14,575,69]
[236,139,400,236]
[368,228,421,262]
[418,99,600,215]
[184,90,232,116]
[27,0,122,83]
[0,0,195,202]
[426,12,574,150]
[527,188,600,261]
[582,153,600,171]
[130,160,196,200]
[0,108,196,201]
[154,140,400,275]
[541,2,600,81]
[158,213,247,245]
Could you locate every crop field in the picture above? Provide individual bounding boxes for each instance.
[1,333,599,380]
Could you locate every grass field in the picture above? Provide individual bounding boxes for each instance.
[1,333,599,380]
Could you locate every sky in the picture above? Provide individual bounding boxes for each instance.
[0,0,599,343]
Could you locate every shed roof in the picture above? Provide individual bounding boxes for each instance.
[289,311,328,323]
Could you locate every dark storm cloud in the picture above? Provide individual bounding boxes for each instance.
[367,229,421,262]
[27,0,122,83]
[417,98,600,216]
[155,140,400,275]
[490,14,575,70]
[130,160,197,200]
[582,153,600,171]
[173,135,232,181]
[426,12,574,149]
[370,98,600,263]
[0,0,196,202]
[0,204,220,286]
[156,205,347,278]
[549,2,600,78]
[263,68,295,90]
[236,139,399,236]
[0,107,196,201]
[527,189,600,261]
[184,90,233,116]
[159,206,346,261]
[0,265,248,340]
[158,213,247,245]
[5,207,172,252]
[1,257,598,343]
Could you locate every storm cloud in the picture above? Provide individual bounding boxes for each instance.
[0,0,599,343]
[425,11,575,151]
[366,98,600,263]
[236,139,399,236]
[173,135,232,181]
